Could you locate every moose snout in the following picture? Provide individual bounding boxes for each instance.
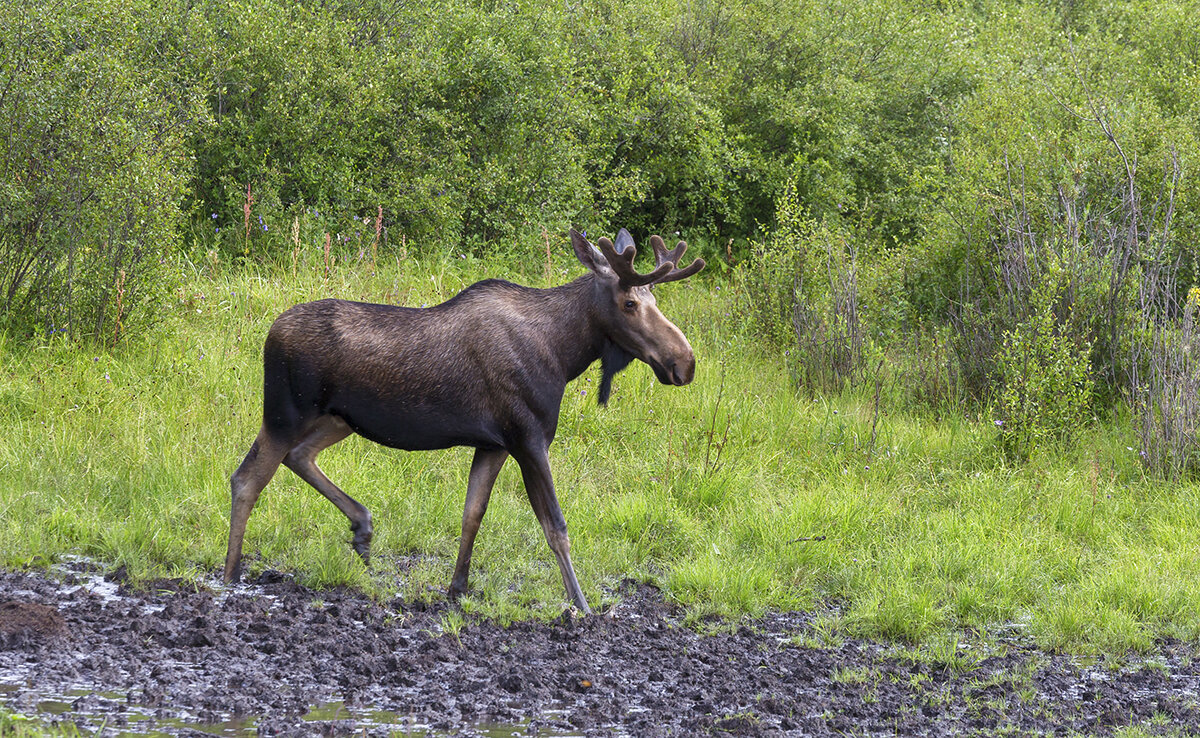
[667,354,695,386]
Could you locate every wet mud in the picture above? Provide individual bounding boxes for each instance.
[2,560,1199,736]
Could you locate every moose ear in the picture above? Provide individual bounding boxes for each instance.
[614,228,635,254]
[569,228,611,275]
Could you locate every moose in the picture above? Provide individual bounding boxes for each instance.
[223,228,704,614]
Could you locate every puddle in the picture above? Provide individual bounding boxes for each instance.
[2,684,165,735]
[155,714,260,736]
[2,684,587,737]
[302,700,429,733]
[48,557,164,616]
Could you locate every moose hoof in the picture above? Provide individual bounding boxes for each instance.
[350,521,373,564]
[353,541,372,565]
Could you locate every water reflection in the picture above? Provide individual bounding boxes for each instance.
[2,688,585,737]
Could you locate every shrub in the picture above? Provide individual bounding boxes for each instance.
[994,308,1095,459]
[739,180,864,394]
[0,0,202,341]
[902,7,1197,414]
[1129,283,1200,479]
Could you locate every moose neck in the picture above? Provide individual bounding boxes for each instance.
[538,274,609,384]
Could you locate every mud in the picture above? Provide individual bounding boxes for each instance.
[2,560,1199,736]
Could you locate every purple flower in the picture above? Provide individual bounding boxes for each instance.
[994,420,1004,427]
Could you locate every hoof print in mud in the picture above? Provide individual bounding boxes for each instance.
[497,673,522,693]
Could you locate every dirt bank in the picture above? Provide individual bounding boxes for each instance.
[1,560,1197,736]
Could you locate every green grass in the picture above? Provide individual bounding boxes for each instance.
[0,710,83,736]
[1,245,1198,652]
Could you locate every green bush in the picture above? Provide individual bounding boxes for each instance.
[995,308,1095,459]
[181,0,978,254]
[0,0,203,341]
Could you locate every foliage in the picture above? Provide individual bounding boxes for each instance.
[0,710,81,737]
[739,180,864,394]
[0,0,203,342]
[1128,287,1200,479]
[994,308,1095,459]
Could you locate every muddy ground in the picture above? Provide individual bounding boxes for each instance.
[2,560,1199,737]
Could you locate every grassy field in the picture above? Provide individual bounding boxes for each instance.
[1,245,1197,654]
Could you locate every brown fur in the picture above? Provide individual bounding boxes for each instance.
[223,230,705,614]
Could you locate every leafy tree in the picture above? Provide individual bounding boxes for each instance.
[0,0,204,340]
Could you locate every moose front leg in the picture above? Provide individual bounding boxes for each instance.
[449,448,509,599]
[514,447,591,615]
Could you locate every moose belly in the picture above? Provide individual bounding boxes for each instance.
[335,403,505,452]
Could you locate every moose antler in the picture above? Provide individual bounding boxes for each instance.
[648,235,706,284]
[595,230,674,287]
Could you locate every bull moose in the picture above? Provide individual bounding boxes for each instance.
[223,228,705,614]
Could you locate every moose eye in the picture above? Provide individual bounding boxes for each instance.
[623,299,637,311]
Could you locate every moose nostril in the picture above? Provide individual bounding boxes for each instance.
[671,361,691,386]
[678,357,696,385]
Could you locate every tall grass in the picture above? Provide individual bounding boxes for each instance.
[1,242,1197,652]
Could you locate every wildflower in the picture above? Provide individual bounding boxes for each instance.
[211,213,218,219]
[994,420,1004,427]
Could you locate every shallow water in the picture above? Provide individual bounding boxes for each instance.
[2,684,591,737]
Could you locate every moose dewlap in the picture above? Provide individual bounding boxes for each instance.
[223,229,705,614]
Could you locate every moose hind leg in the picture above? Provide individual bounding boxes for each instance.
[225,429,291,583]
[449,448,509,599]
[282,416,374,562]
